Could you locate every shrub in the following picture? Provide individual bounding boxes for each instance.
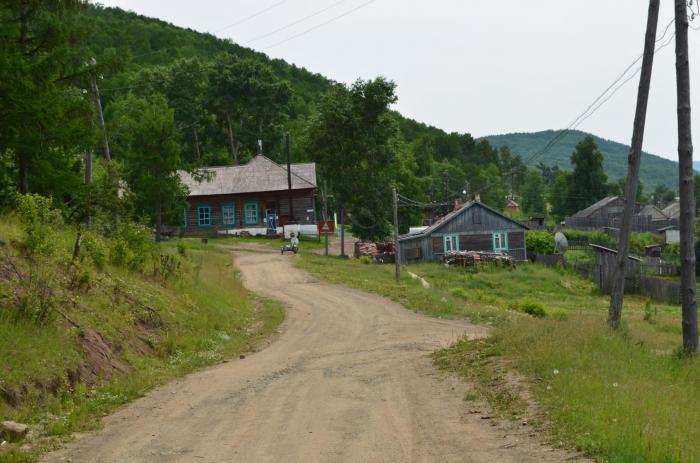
[358,256,372,265]
[81,232,107,269]
[451,287,469,299]
[176,240,187,256]
[526,231,555,255]
[629,232,662,256]
[110,222,156,271]
[562,229,615,248]
[16,194,62,256]
[509,299,547,318]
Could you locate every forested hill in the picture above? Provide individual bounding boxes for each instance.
[481,130,679,190]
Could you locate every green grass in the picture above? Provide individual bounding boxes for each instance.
[298,253,697,462]
[0,221,283,462]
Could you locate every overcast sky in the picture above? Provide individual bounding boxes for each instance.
[98,0,700,162]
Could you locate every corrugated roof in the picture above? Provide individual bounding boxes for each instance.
[572,196,620,218]
[662,202,680,219]
[399,201,527,241]
[178,155,316,197]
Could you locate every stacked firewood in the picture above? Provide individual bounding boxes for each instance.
[443,251,514,267]
[354,241,396,264]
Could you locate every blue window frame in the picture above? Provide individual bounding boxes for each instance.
[222,203,236,226]
[183,208,189,227]
[197,204,212,227]
[492,232,508,252]
[443,234,459,253]
[244,201,259,225]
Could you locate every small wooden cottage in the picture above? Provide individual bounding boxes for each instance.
[178,155,317,235]
[398,201,528,263]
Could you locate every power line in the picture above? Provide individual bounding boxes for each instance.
[213,0,289,34]
[261,0,378,51]
[242,0,350,46]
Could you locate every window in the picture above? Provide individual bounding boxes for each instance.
[473,208,481,224]
[443,234,459,253]
[222,203,236,225]
[197,205,212,227]
[244,201,259,225]
[183,208,188,227]
[493,232,508,252]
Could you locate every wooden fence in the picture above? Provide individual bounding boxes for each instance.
[564,216,678,232]
[534,254,683,305]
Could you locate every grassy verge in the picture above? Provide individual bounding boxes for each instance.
[297,253,697,462]
[0,222,283,463]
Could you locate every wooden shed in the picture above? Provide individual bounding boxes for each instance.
[398,201,528,263]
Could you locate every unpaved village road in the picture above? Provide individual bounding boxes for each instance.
[46,245,583,463]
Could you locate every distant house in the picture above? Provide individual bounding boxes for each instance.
[506,197,521,214]
[662,202,680,220]
[568,196,628,226]
[398,201,528,263]
[637,204,668,221]
[567,196,676,231]
[657,225,680,244]
[178,155,317,235]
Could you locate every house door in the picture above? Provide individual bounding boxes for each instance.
[265,208,278,230]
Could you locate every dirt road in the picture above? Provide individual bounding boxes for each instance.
[45,245,582,462]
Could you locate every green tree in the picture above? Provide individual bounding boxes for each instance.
[209,54,292,164]
[566,137,608,214]
[651,183,676,208]
[109,94,187,241]
[521,171,546,216]
[549,171,572,220]
[0,0,94,195]
[305,78,399,241]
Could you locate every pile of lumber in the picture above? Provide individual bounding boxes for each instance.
[443,251,514,267]
[354,241,396,264]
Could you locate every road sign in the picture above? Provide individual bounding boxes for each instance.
[317,220,335,236]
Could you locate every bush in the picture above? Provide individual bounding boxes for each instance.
[16,194,62,256]
[508,300,547,318]
[451,287,469,299]
[629,232,662,255]
[358,256,372,265]
[110,222,156,271]
[526,231,555,255]
[81,232,107,269]
[562,229,615,248]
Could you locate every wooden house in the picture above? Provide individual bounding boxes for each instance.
[398,201,528,263]
[178,155,317,235]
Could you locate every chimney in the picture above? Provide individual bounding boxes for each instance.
[454,198,463,211]
[475,194,481,203]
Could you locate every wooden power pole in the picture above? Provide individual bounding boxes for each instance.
[393,187,400,284]
[675,0,698,354]
[323,179,329,256]
[608,0,660,329]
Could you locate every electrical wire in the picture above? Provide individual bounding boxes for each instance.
[261,0,378,50]
[242,0,350,45]
[213,0,289,34]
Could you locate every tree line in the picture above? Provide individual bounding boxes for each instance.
[0,2,690,242]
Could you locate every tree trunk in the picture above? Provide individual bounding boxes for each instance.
[193,127,201,161]
[155,200,163,242]
[675,0,698,354]
[18,153,29,194]
[84,150,92,229]
[225,110,238,165]
[608,0,660,329]
[340,206,346,257]
[72,229,82,261]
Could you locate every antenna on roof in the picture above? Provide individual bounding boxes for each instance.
[257,139,263,155]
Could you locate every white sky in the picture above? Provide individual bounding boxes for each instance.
[98,0,700,162]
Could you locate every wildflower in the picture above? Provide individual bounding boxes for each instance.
[546,385,552,391]
[612,382,619,388]
[553,369,559,375]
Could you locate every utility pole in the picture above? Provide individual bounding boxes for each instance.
[675,0,698,354]
[84,150,92,229]
[285,132,294,222]
[608,0,660,330]
[323,179,329,256]
[393,187,400,284]
[89,58,111,163]
[339,206,346,257]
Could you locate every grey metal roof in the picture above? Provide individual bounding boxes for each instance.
[662,202,680,219]
[637,204,668,220]
[571,196,620,218]
[399,201,527,242]
[178,155,316,197]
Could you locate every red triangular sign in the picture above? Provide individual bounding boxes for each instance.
[321,222,330,231]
